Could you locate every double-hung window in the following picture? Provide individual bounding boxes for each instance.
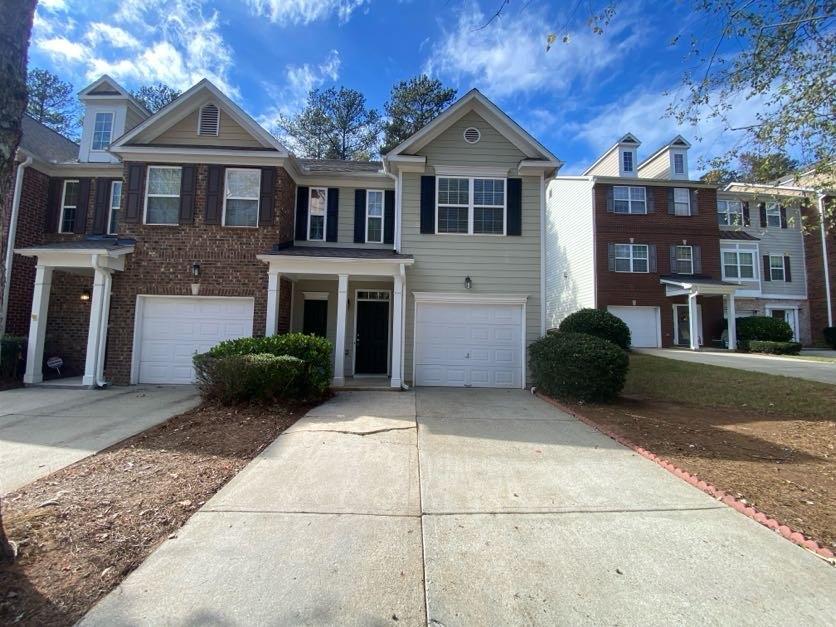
[437,176,505,235]
[308,187,327,240]
[769,255,785,281]
[144,166,181,225]
[108,180,122,234]
[722,249,755,280]
[675,245,693,274]
[59,180,80,233]
[91,112,114,151]
[224,168,260,227]
[366,189,384,243]
[673,153,685,175]
[717,200,742,226]
[613,186,646,214]
[765,202,781,227]
[614,243,649,273]
[622,151,634,173]
[673,188,691,216]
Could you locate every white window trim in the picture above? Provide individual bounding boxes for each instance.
[717,199,743,226]
[765,202,782,228]
[435,176,507,236]
[675,245,694,275]
[108,180,122,235]
[768,254,786,281]
[91,111,114,151]
[721,244,759,282]
[615,243,649,273]
[59,179,80,233]
[143,165,182,226]
[613,185,647,214]
[365,189,384,243]
[222,167,260,228]
[673,187,691,216]
[308,187,327,241]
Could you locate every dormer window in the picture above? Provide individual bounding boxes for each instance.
[622,151,634,173]
[198,103,220,136]
[91,112,114,150]
[673,153,685,175]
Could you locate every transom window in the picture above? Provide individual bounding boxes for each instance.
[613,186,646,214]
[722,249,756,280]
[366,189,384,243]
[436,176,506,235]
[675,245,693,274]
[615,243,649,273]
[357,290,389,301]
[108,180,122,234]
[769,255,785,281]
[308,187,327,240]
[224,168,260,227]
[622,151,634,173]
[59,180,80,233]
[717,199,743,226]
[673,153,685,175]
[91,112,113,150]
[765,202,781,227]
[673,188,691,216]
[144,166,181,225]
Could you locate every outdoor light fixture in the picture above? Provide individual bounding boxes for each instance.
[192,262,201,278]
[464,276,472,290]
[80,288,91,302]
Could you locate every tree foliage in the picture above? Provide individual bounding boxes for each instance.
[131,82,180,113]
[25,68,79,138]
[701,152,799,184]
[382,75,456,152]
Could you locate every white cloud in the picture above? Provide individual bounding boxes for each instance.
[247,0,369,25]
[38,36,87,62]
[38,0,68,11]
[85,23,141,50]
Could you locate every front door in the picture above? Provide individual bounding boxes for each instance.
[770,309,798,340]
[355,299,389,374]
[303,299,328,338]
[675,305,691,347]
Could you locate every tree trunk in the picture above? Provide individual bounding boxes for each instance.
[0,0,37,566]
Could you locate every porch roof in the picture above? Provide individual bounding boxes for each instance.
[266,245,413,260]
[720,230,760,241]
[660,275,739,295]
[16,237,136,257]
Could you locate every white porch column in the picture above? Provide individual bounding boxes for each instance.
[83,266,111,387]
[266,270,281,336]
[390,269,404,388]
[333,273,349,387]
[24,265,53,384]
[688,292,700,351]
[727,293,737,351]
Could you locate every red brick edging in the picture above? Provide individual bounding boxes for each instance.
[536,392,835,561]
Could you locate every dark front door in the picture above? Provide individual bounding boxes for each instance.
[303,299,328,338]
[355,300,389,374]
[675,305,690,346]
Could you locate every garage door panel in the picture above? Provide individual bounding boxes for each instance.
[607,306,660,348]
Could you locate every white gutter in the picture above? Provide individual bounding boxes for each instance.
[818,194,833,327]
[1,154,33,339]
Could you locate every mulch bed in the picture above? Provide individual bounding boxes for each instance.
[0,400,314,626]
[576,396,835,554]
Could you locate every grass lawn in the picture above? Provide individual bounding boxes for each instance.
[580,353,836,551]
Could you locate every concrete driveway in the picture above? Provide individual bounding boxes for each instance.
[82,389,836,626]
[0,385,199,494]
[637,348,836,385]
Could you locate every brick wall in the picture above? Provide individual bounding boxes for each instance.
[803,198,835,344]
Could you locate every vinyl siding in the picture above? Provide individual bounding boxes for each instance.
[293,185,392,249]
[586,149,619,176]
[151,109,264,148]
[125,107,145,133]
[417,111,526,170]
[544,177,596,329]
[638,151,669,179]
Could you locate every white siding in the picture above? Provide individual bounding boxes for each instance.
[151,109,264,148]
[585,149,619,176]
[638,151,670,179]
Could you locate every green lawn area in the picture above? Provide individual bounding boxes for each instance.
[625,353,836,421]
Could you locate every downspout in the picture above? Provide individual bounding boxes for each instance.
[1,154,33,339]
[818,194,833,327]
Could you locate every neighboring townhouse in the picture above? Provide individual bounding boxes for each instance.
[546,134,742,349]
[1,77,560,390]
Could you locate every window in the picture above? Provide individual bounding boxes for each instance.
[769,255,785,281]
[223,168,260,227]
[765,202,781,227]
[614,243,649,273]
[722,249,756,280]
[308,187,327,240]
[357,290,389,301]
[91,112,113,150]
[673,153,685,175]
[613,186,646,214]
[675,245,693,274]
[717,200,743,226]
[622,151,634,173]
[436,176,505,235]
[366,189,384,243]
[144,166,181,225]
[673,188,691,216]
[59,180,80,233]
[198,103,220,136]
[108,180,122,234]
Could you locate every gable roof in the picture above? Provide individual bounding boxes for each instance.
[582,132,641,175]
[110,78,289,155]
[19,114,79,164]
[78,75,150,117]
[384,89,561,166]
[638,135,692,169]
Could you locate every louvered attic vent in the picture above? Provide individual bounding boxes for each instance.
[198,103,220,136]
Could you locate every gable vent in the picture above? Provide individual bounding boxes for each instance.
[198,103,220,136]
[463,127,481,144]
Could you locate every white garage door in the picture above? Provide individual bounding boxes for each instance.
[414,302,524,388]
[607,306,660,348]
[136,297,254,384]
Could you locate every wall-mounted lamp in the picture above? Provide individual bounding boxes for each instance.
[464,276,472,290]
[192,263,201,279]
[80,288,91,302]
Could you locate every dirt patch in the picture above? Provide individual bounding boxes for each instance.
[580,396,836,551]
[0,400,314,626]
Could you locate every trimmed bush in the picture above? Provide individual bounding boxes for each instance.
[823,327,836,349]
[529,331,629,402]
[558,308,631,350]
[1,336,26,380]
[748,340,802,355]
[193,353,305,404]
[207,333,332,397]
[735,316,793,350]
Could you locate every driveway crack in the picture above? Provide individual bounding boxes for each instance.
[287,426,416,437]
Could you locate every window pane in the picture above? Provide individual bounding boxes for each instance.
[614,200,630,213]
[92,113,113,150]
[630,200,646,214]
[64,181,79,206]
[148,168,181,195]
[226,169,260,198]
[615,258,631,272]
[61,207,76,232]
[725,264,739,278]
[310,188,326,214]
[674,188,689,202]
[225,198,258,227]
[146,197,179,224]
[110,181,122,209]
[367,216,382,242]
[309,214,325,240]
[474,179,504,206]
[740,265,754,279]
[615,244,631,257]
[438,178,468,205]
[739,252,753,265]
[438,206,468,233]
[473,206,504,234]
[613,186,629,200]
[632,245,648,259]
[367,191,383,217]
[633,258,648,272]
[109,209,120,234]
[630,187,645,201]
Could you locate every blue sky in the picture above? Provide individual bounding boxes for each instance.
[31,0,762,174]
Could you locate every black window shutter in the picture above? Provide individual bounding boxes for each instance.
[646,187,655,213]
[758,203,767,227]
[259,167,275,225]
[693,245,702,274]
[92,178,111,234]
[354,189,366,243]
[763,255,771,281]
[124,164,145,224]
[295,186,309,240]
[648,244,657,273]
[45,178,62,232]
[606,186,614,212]
[608,243,615,271]
[384,189,395,244]
[420,175,435,234]
[204,165,223,225]
[326,188,338,242]
[507,178,522,236]
[780,205,788,228]
[74,178,91,234]
[784,256,792,282]
[742,201,751,226]
[669,245,678,274]
[179,165,196,224]
[667,188,675,215]
[690,190,699,215]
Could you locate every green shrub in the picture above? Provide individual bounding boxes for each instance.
[529,331,629,402]
[735,316,793,350]
[823,327,836,349]
[193,352,305,404]
[748,340,802,355]
[558,308,631,350]
[1,336,26,379]
[207,333,332,397]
